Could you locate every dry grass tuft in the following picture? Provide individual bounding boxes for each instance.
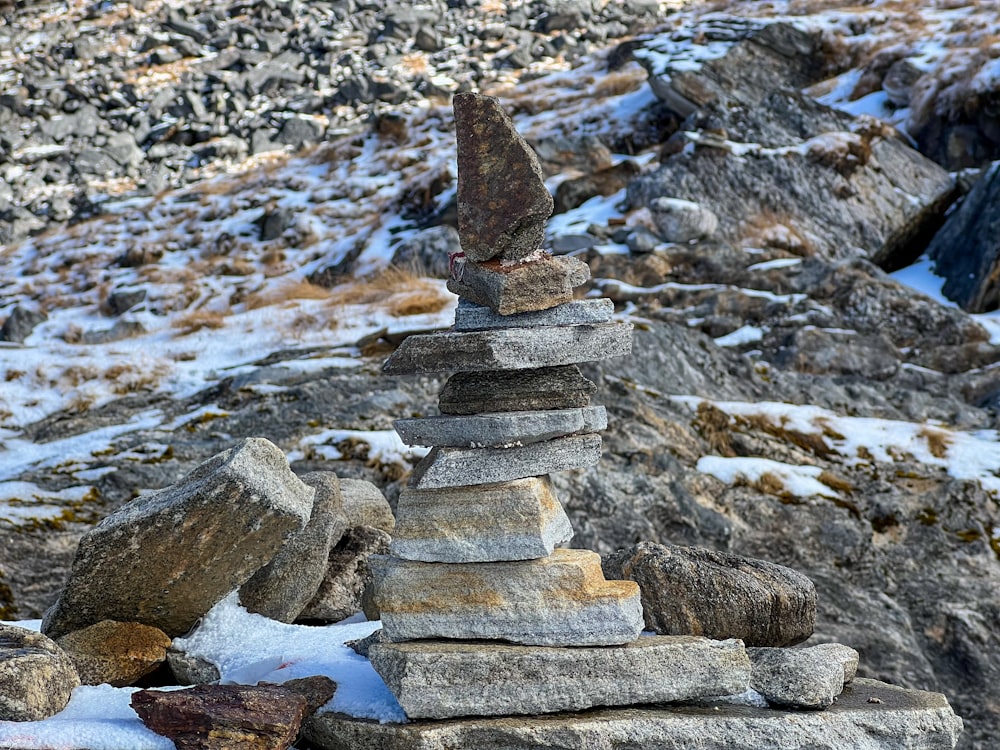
[172,309,229,335]
[918,426,952,459]
[736,413,834,457]
[327,266,450,317]
[692,401,736,457]
[244,280,333,310]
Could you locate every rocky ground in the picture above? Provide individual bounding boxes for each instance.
[3,0,1000,747]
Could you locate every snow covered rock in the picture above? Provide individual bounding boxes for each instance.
[602,542,816,647]
[41,438,314,639]
[0,623,79,721]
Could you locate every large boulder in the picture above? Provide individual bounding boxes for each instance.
[55,620,171,687]
[0,623,80,721]
[42,438,313,639]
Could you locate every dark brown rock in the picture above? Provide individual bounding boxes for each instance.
[454,92,553,262]
[55,620,171,687]
[602,542,816,647]
[438,365,596,415]
[447,254,590,315]
[131,679,334,750]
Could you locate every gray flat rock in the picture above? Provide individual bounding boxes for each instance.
[372,548,643,646]
[438,365,596,415]
[454,298,614,330]
[391,476,573,562]
[394,406,607,448]
[369,636,750,719]
[447,254,590,315]
[749,643,860,709]
[409,433,602,489]
[304,679,963,750]
[384,321,632,375]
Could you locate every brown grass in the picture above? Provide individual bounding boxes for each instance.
[244,280,332,310]
[736,413,834,458]
[693,401,736,457]
[172,310,228,336]
[918,427,952,459]
[327,266,450,317]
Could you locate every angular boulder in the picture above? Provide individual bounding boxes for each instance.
[391,477,574,562]
[56,620,171,687]
[340,478,394,532]
[373,548,643,646]
[438,365,596,415]
[446,254,590,315]
[240,472,348,623]
[602,542,816,647]
[749,643,860,709]
[454,92,553,263]
[0,623,80,721]
[42,438,314,639]
[369,636,750,719]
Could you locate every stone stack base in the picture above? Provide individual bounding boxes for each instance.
[303,678,963,750]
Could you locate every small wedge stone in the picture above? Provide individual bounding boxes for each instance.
[454,92,553,263]
[749,643,860,709]
[454,298,614,331]
[372,548,643,646]
[384,322,631,375]
[369,636,750,719]
[409,433,602,489]
[439,365,596,415]
[391,476,573,562]
[447,254,590,315]
[394,406,607,448]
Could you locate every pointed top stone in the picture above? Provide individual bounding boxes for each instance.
[454,92,554,263]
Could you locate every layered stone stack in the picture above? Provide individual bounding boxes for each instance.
[366,93,751,720]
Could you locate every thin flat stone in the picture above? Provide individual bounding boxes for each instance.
[748,643,860,709]
[304,679,964,750]
[369,636,750,720]
[409,433,601,489]
[383,322,632,375]
[454,298,614,331]
[454,92,553,263]
[439,365,596,415]
[394,406,607,448]
[372,548,643,647]
[447,254,590,315]
[390,477,573,563]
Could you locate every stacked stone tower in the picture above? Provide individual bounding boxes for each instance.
[368,93,750,719]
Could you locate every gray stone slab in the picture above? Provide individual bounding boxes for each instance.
[383,321,632,375]
[749,643,860,709]
[454,298,614,331]
[304,679,964,750]
[371,548,643,647]
[409,433,602,489]
[438,365,596,415]
[447,254,590,315]
[394,406,607,448]
[390,477,573,563]
[369,636,750,719]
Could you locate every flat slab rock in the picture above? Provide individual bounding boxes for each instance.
[438,365,596,415]
[372,548,643,647]
[383,321,632,375]
[447,254,591,315]
[749,643,860,709]
[454,297,614,331]
[408,433,602,489]
[303,679,963,750]
[394,406,606,448]
[368,636,750,720]
[391,476,573,563]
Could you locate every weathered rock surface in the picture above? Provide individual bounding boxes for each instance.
[297,526,391,624]
[453,298,614,331]
[373,548,643,646]
[409,433,603,489]
[384,322,632,375]
[55,620,171,687]
[749,643,860,709]
[650,197,719,243]
[446,254,591,315]
[928,163,1000,313]
[132,678,335,750]
[167,647,221,686]
[369,636,750,719]
[340,479,395,533]
[41,438,313,639]
[0,305,46,344]
[603,542,816,647]
[438,365,596,415]
[0,623,80,721]
[395,406,607,448]
[391,477,573,562]
[454,92,553,263]
[240,471,346,623]
[304,678,963,750]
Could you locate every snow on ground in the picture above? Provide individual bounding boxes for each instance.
[697,455,840,499]
[0,596,404,749]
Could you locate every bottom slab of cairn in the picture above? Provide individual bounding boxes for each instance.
[303,678,964,750]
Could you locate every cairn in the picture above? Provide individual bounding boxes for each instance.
[368,93,751,720]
